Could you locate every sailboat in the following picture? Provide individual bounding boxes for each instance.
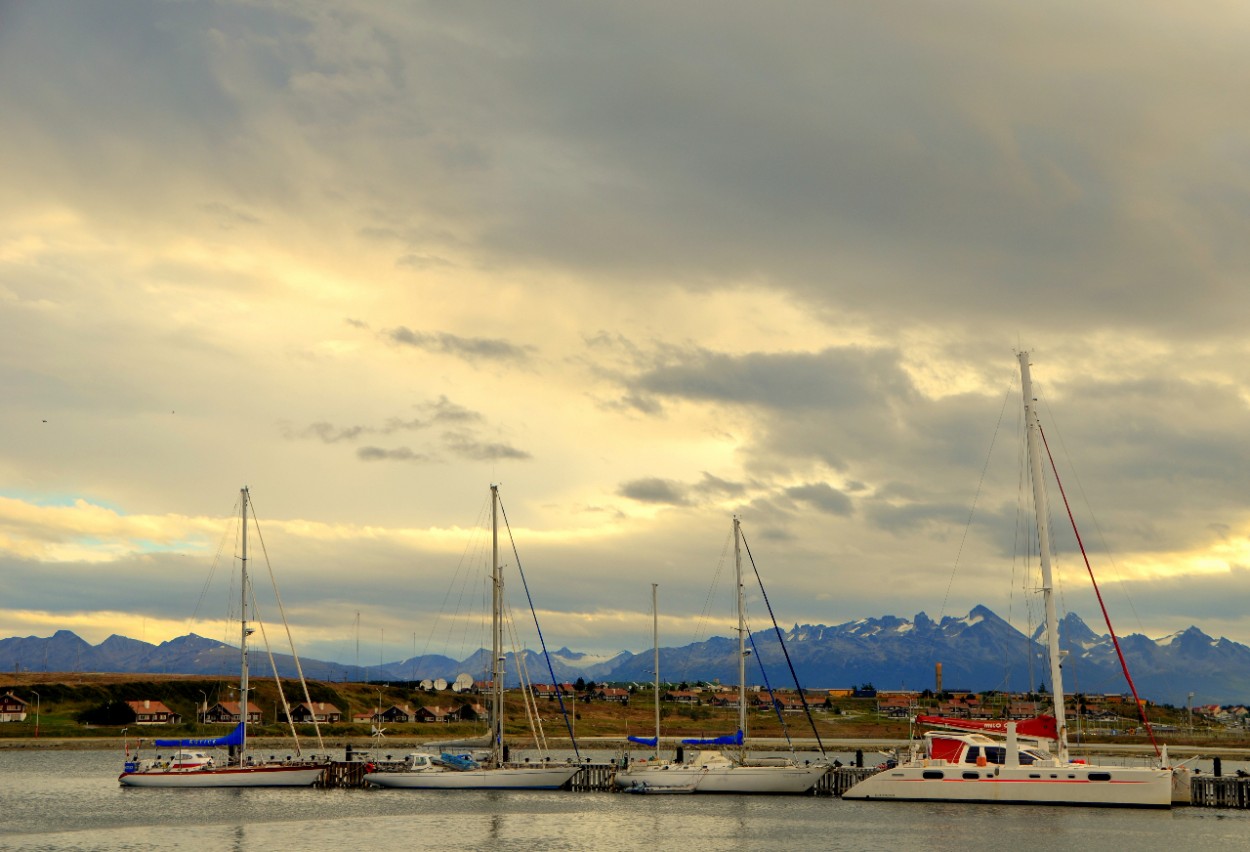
[620,519,828,795]
[364,485,580,790]
[844,352,1175,807]
[614,584,705,793]
[119,487,327,787]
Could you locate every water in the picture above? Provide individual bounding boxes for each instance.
[4,749,1250,851]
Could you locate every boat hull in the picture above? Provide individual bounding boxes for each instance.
[118,764,326,788]
[692,764,827,795]
[614,765,707,793]
[842,763,1172,807]
[364,765,579,790]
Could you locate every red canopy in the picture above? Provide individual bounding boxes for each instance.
[917,714,1058,740]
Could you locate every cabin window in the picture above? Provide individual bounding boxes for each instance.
[962,772,980,780]
[964,747,980,764]
[1089,773,1112,782]
[922,770,945,780]
[983,747,1006,765]
[1029,773,1041,779]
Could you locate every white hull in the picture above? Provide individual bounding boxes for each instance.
[119,764,325,788]
[843,762,1172,807]
[693,763,827,795]
[614,765,707,793]
[365,765,579,790]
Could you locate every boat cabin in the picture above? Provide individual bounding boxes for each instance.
[924,731,1052,767]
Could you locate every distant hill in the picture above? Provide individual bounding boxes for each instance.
[3,606,1247,705]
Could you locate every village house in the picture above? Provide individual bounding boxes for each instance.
[377,704,413,724]
[0,692,28,722]
[125,699,181,725]
[204,701,263,724]
[530,683,573,700]
[283,702,342,724]
[456,703,487,722]
[415,705,451,723]
[594,688,629,704]
[662,690,701,705]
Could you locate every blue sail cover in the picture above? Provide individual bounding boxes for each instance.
[627,736,657,747]
[155,721,245,748]
[681,729,743,746]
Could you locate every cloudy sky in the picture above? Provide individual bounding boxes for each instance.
[4,1,1250,671]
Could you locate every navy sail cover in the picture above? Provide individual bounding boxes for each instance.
[155,721,245,748]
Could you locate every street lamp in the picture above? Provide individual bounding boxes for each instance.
[31,690,40,739]
[199,691,208,723]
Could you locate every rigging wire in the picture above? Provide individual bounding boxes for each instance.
[740,527,826,757]
[248,494,324,751]
[1040,424,1161,758]
[497,492,581,761]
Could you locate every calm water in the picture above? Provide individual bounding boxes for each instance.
[4,749,1250,851]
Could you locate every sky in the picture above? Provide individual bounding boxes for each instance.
[4,1,1250,672]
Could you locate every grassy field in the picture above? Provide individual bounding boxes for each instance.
[0,671,1242,750]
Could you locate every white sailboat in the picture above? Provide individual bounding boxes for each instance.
[620,519,827,795]
[614,584,706,793]
[364,485,580,790]
[843,352,1175,807]
[119,487,326,788]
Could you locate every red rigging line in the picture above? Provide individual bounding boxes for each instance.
[1038,424,1160,758]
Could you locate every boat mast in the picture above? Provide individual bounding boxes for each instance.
[239,486,251,763]
[735,516,747,747]
[652,583,660,749]
[1018,352,1070,761]
[490,484,504,767]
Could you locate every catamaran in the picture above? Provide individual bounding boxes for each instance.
[843,353,1178,807]
[119,487,327,787]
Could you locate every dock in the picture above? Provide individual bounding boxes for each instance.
[317,760,1250,807]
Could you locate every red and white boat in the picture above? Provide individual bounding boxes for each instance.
[844,353,1184,808]
[119,487,327,788]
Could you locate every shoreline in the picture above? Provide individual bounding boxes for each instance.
[6,735,1249,757]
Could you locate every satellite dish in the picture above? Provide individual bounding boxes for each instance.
[451,682,462,693]
[454,673,473,690]
[420,679,434,691]
[434,678,448,691]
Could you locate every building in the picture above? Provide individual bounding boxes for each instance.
[415,705,451,723]
[0,692,28,722]
[594,688,629,704]
[284,702,342,723]
[204,701,264,724]
[125,700,181,725]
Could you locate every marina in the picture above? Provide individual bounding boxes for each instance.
[6,750,1250,852]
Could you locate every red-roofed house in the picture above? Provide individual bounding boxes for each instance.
[125,699,181,725]
[205,701,263,724]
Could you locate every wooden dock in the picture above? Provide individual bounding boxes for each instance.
[1190,775,1250,808]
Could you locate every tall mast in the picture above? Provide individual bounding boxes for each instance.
[490,484,504,767]
[652,583,660,748]
[1018,352,1070,761]
[239,486,251,762]
[734,516,747,744]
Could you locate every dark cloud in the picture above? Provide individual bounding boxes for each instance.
[699,472,746,497]
[784,482,853,516]
[357,446,433,463]
[635,346,916,412]
[618,478,689,506]
[442,432,531,461]
[385,326,532,363]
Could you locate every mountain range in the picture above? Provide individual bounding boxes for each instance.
[2,605,1246,706]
